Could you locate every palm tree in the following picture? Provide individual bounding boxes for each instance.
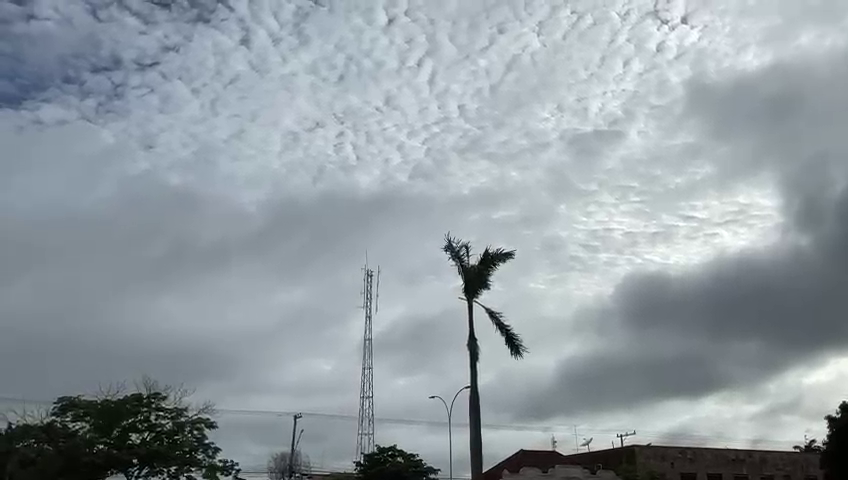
[442,233,528,480]
[793,437,823,453]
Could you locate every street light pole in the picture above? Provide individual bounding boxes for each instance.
[429,385,470,480]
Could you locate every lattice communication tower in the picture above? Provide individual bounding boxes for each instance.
[355,261,379,462]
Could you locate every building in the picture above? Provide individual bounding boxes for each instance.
[484,446,824,480]
[484,449,573,480]
[502,464,621,480]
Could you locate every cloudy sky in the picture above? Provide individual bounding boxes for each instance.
[2,0,848,477]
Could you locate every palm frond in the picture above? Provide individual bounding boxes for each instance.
[475,301,528,359]
[474,246,516,293]
[479,246,516,271]
[443,233,471,279]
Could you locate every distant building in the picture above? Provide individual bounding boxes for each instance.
[306,473,356,479]
[484,446,823,480]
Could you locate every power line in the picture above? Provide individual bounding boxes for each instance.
[0,395,569,432]
[0,395,801,446]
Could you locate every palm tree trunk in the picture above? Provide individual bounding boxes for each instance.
[467,299,484,480]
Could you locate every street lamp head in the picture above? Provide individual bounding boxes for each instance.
[428,395,437,399]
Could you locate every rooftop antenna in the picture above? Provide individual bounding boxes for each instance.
[580,437,594,452]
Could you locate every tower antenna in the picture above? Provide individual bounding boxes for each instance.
[375,266,381,314]
[355,258,378,462]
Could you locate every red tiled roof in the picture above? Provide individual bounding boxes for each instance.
[483,449,571,480]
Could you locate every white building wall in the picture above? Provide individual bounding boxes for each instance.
[501,465,622,480]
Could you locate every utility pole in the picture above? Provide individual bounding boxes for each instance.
[616,430,636,448]
[573,426,580,453]
[288,413,303,480]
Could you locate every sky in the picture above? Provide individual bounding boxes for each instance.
[2,0,848,477]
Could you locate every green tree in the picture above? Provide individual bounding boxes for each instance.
[354,445,439,480]
[0,420,105,480]
[0,380,240,480]
[50,390,240,480]
[442,233,528,480]
[821,401,848,480]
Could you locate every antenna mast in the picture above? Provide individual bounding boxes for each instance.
[355,258,378,462]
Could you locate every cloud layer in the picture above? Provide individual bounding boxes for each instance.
[3,1,848,478]
[507,48,848,422]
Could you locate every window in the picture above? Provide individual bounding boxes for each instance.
[680,474,697,480]
[804,476,818,480]
[733,476,750,480]
[760,476,775,480]
[707,475,723,480]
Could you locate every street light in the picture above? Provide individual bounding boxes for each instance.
[428,385,470,480]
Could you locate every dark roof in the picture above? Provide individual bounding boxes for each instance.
[483,449,571,480]
[562,444,812,456]
[484,444,814,480]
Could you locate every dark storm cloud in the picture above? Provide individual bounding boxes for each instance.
[0,162,486,398]
[500,48,848,421]
[375,307,467,379]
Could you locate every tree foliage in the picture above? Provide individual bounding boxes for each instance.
[268,450,311,480]
[793,437,823,453]
[353,445,439,480]
[0,380,240,480]
[0,420,105,480]
[821,401,848,480]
